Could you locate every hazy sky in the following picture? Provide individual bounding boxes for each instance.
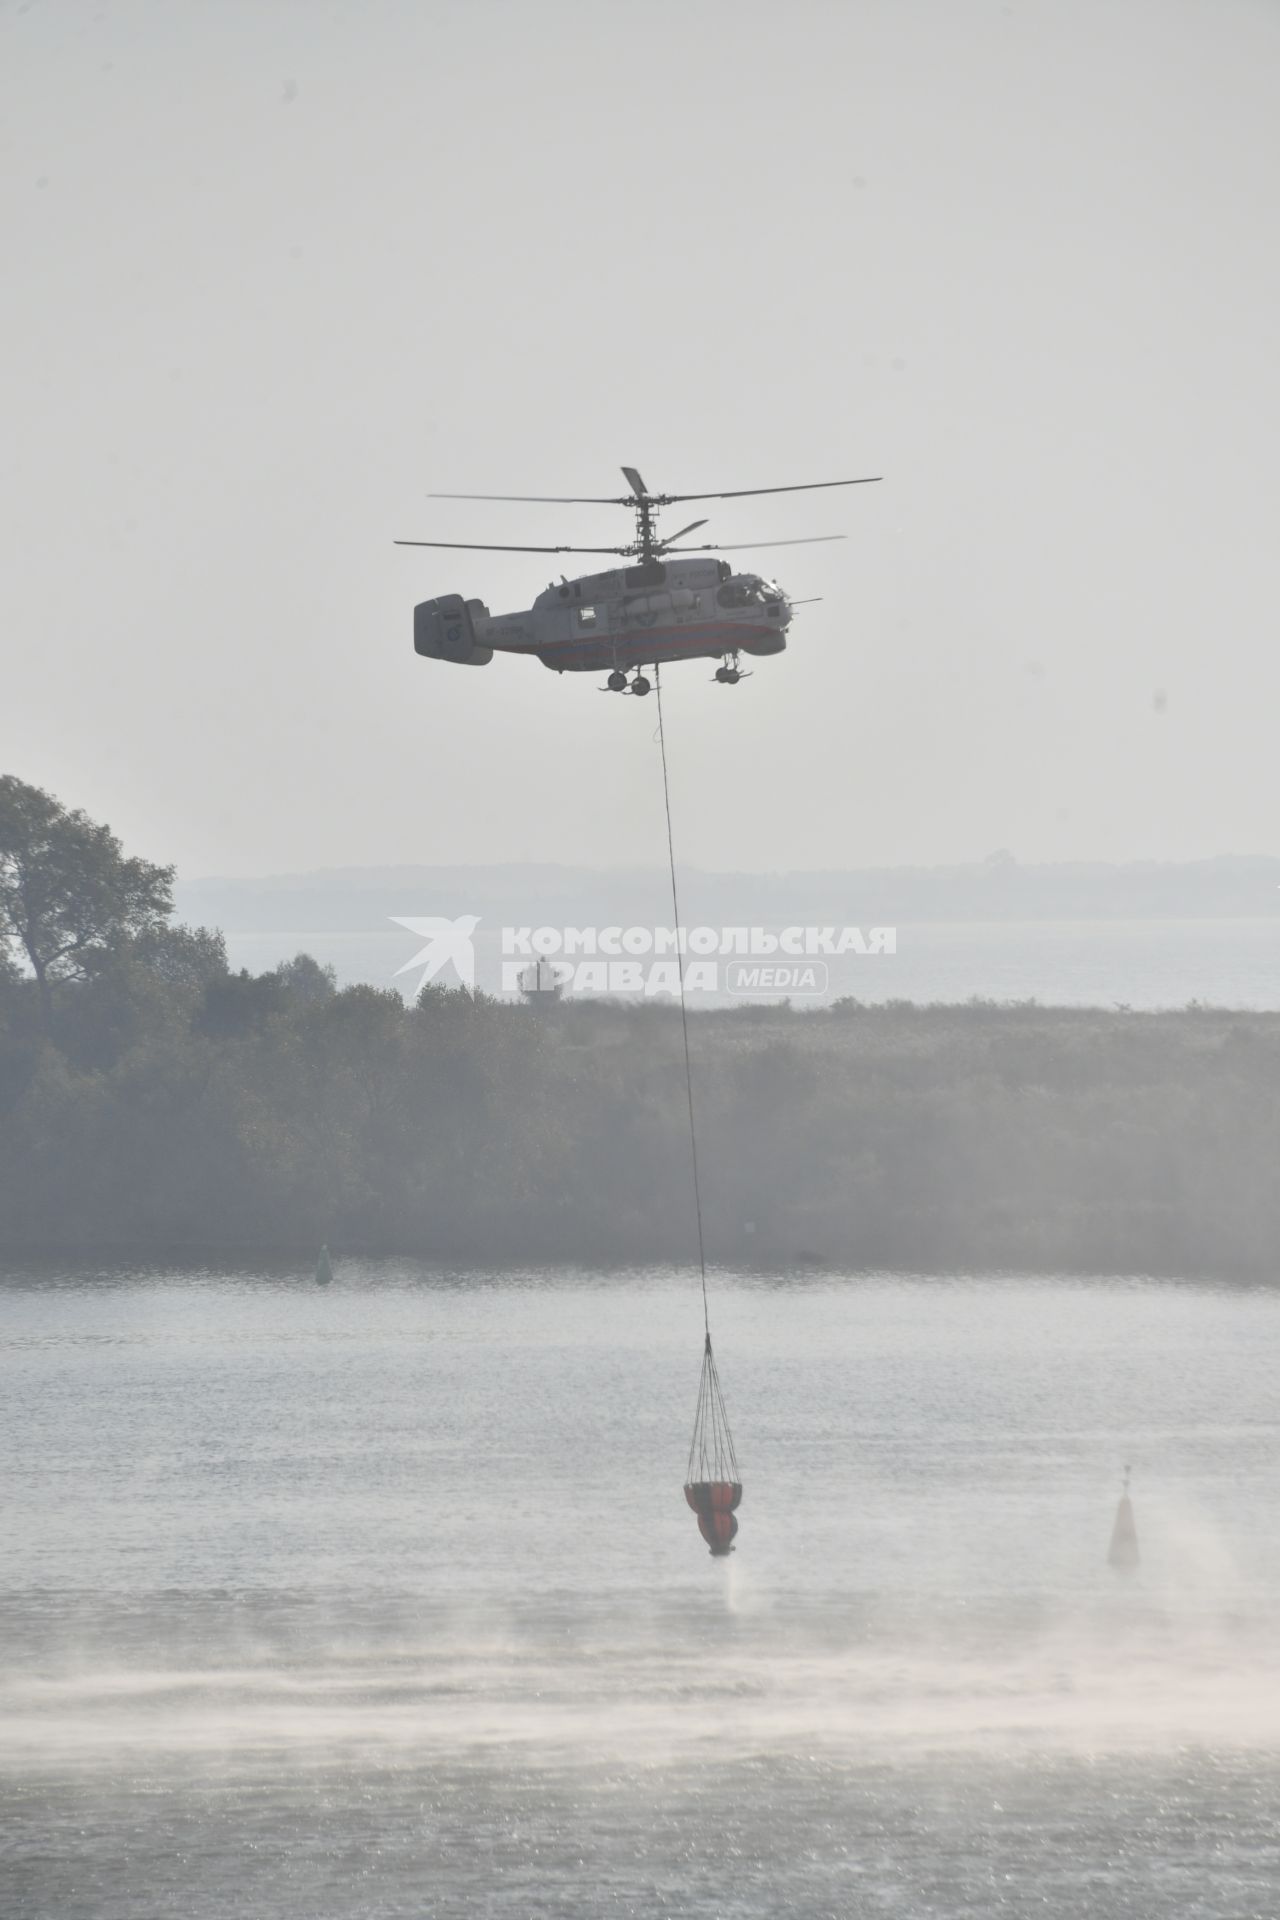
[4,0,1279,879]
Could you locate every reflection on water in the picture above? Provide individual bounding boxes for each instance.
[3,1267,1280,1917]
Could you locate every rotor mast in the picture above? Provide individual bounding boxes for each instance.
[637,497,659,562]
[621,466,660,562]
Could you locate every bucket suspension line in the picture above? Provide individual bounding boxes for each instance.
[655,666,744,1556]
[686,1327,741,1487]
[654,665,710,1342]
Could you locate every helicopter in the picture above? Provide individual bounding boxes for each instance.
[395,465,880,695]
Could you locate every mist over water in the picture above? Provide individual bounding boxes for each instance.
[4,1268,1280,1917]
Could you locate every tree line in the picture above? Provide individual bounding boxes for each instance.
[3,773,1278,1275]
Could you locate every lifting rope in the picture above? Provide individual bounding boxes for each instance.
[654,665,710,1342]
[655,666,743,1554]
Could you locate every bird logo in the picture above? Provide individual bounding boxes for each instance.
[390,914,480,994]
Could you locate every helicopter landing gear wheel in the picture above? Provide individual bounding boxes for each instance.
[631,674,652,697]
[714,656,743,685]
[606,669,627,692]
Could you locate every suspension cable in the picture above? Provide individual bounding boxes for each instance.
[654,665,710,1341]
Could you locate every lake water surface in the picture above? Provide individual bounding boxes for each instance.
[3,1266,1279,1917]
[225,917,1280,1010]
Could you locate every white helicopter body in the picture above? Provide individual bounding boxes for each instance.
[397,465,879,695]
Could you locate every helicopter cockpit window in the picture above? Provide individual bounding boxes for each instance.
[716,578,767,610]
[576,605,599,629]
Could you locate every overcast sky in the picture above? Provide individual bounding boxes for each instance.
[4,0,1278,879]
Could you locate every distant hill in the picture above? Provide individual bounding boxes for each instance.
[175,855,1280,934]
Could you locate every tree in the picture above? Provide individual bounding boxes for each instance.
[0,776,174,1033]
[274,952,337,1007]
[196,968,286,1039]
[127,923,228,994]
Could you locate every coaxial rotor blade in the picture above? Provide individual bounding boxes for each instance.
[659,477,881,505]
[394,539,630,554]
[656,518,709,547]
[662,535,847,552]
[621,466,649,499]
[427,491,629,504]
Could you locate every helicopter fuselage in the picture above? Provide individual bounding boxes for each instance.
[414,556,790,674]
